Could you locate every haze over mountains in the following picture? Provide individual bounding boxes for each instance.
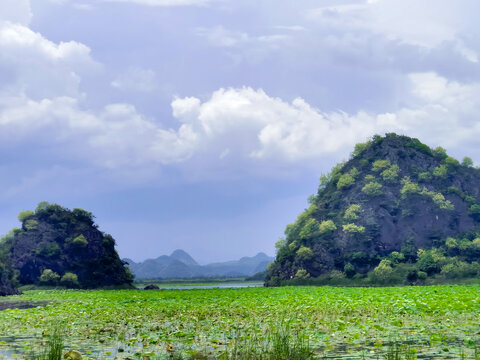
[124,250,274,279]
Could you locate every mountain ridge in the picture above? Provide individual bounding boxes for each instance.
[125,250,274,279]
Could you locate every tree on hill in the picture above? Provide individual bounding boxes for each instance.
[4,202,133,289]
[266,133,480,286]
[0,229,20,295]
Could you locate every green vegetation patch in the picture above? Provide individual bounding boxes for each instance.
[1,286,480,359]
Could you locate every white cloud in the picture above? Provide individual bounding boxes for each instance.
[167,74,480,167]
[3,72,480,177]
[0,95,198,168]
[0,22,98,99]
[111,67,157,92]
[307,0,480,63]
[2,0,480,182]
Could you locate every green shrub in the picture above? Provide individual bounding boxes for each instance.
[388,251,405,264]
[69,235,88,247]
[407,138,432,155]
[473,238,480,248]
[372,160,390,172]
[299,218,319,240]
[445,237,458,249]
[351,141,371,158]
[469,204,480,215]
[440,261,477,279]
[445,156,460,167]
[430,192,454,210]
[319,220,337,234]
[274,238,286,252]
[35,201,50,213]
[344,263,355,278]
[349,167,360,178]
[36,242,61,258]
[372,260,394,282]
[344,204,361,221]
[418,172,432,181]
[24,219,39,230]
[433,164,448,178]
[462,156,474,167]
[417,271,427,280]
[362,181,383,196]
[432,146,447,159]
[417,250,440,275]
[102,234,115,246]
[294,269,310,279]
[60,272,79,288]
[400,177,421,197]
[328,270,346,280]
[288,241,298,251]
[381,164,400,182]
[337,174,355,190]
[39,269,60,285]
[18,210,34,222]
[342,223,365,234]
[296,246,314,261]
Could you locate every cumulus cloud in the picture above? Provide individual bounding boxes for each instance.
[0,21,98,99]
[3,72,480,178]
[2,0,480,183]
[0,96,198,168]
[167,74,480,167]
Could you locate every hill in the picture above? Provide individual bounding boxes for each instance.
[0,202,133,290]
[266,133,480,285]
[125,250,274,279]
[0,229,18,295]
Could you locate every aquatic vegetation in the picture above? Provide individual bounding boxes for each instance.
[0,285,479,359]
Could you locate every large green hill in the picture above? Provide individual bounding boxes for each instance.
[266,133,480,285]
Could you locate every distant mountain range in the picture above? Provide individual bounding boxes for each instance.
[124,250,274,279]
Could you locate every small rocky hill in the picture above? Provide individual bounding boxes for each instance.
[266,133,480,285]
[2,202,133,289]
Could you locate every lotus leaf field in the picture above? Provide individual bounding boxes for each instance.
[0,285,480,359]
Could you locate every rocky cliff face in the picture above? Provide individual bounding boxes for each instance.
[266,134,480,284]
[5,203,133,289]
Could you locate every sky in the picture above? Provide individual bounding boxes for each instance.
[1,0,480,263]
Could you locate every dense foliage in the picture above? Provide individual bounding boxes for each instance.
[0,229,19,296]
[267,133,480,285]
[1,286,480,359]
[0,202,133,290]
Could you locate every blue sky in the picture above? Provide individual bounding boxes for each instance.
[1,0,480,263]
